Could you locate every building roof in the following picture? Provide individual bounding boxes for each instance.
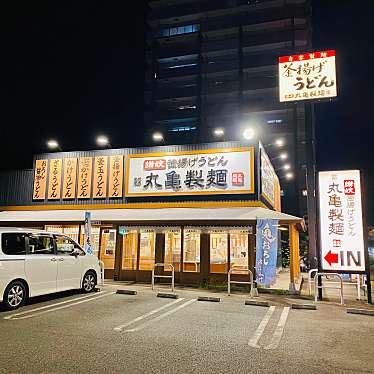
[0,207,302,225]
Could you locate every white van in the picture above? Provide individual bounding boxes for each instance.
[0,228,102,310]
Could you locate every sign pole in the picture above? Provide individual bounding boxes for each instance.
[361,173,372,304]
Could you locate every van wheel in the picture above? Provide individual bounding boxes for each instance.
[4,281,27,310]
[82,271,97,293]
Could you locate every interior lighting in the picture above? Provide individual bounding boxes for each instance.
[286,172,294,180]
[275,139,284,147]
[283,164,291,170]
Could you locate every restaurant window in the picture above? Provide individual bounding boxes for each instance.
[122,229,138,271]
[164,229,181,272]
[183,228,200,272]
[230,230,249,269]
[139,230,156,271]
[210,230,228,273]
[45,225,80,243]
[100,229,117,270]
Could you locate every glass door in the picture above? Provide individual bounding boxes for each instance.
[100,228,117,270]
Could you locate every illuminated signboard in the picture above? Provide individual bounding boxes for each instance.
[125,148,255,197]
[318,170,366,272]
[279,50,337,102]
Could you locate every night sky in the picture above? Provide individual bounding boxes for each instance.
[2,1,374,223]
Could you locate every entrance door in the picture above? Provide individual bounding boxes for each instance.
[99,229,117,277]
[25,234,57,296]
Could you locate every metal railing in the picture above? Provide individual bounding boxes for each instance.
[314,272,344,305]
[98,260,105,286]
[152,263,175,293]
[228,266,254,296]
[308,268,319,295]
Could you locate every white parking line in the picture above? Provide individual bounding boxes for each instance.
[248,306,276,348]
[124,299,196,333]
[5,292,115,320]
[4,292,104,320]
[265,307,290,350]
[114,298,184,332]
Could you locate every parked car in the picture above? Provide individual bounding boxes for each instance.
[0,228,102,310]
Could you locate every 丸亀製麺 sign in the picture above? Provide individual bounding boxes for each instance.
[260,144,279,208]
[125,148,254,197]
[318,170,366,272]
[279,50,337,102]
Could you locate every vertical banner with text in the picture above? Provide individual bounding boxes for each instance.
[93,156,108,198]
[62,158,77,199]
[256,219,279,286]
[47,159,62,200]
[84,211,93,255]
[77,157,92,199]
[33,159,48,200]
[109,155,124,198]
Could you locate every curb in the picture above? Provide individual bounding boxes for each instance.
[291,303,316,310]
[157,292,179,299]
[245,300,270,307]
[347,308,374,316]
[198,296,221,302]
[116,289,137,295]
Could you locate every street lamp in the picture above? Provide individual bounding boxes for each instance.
[152,132,164,142]
[47,139,60,150]
[96,135,110,147]
[286,172,294,180]
[275,138,284,147]
[214,128,225,137]
[243,128,255,140]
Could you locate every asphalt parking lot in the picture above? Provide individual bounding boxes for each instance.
[0,284,373,374]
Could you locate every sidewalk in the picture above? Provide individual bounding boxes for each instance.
[103,279,374,310]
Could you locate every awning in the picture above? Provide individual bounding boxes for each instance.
[0,207,302,225]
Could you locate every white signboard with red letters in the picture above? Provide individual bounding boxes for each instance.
[279,50,337,102]
[318,170,366,272]
[125,148,254,197]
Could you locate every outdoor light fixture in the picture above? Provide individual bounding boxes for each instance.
[280,152,288,160]
[275,139,284,147]
[47,139,59,150]
[96,135,110,147]
[152,132,164,142]
[214,128,225,137]
[286,172,294,180]
[283,164,291,170]
[243,128,255,140]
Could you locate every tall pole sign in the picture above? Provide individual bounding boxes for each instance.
[278,50,338,295]
[318,170,371,303]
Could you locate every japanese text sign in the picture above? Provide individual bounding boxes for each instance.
[260,144,279,209]
[62,158,77,199]
[77,157,93,199]
[318,170,366,272]
[47,159,62,200]
[109,155,124,198]
[93,156,108,198]
[279,50,337,102]
[256,219,279,286]
[125,148,254,197]
[33,159,48,200]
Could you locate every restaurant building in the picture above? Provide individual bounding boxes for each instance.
[0,141,303,291]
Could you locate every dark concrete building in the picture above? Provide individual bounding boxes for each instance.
[144,0,312,218]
